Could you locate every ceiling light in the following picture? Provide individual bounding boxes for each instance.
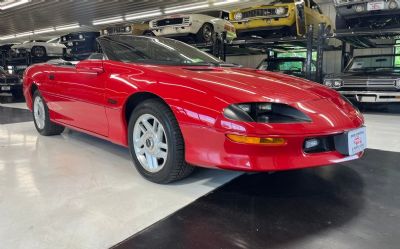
[213,0,240,6]
[93,16,124,25]
[125,10,162,21]
[15,31,33,38]
[0,0,30,10]
[164,2,210,14]
[34,27,55,34]
[55,23,80,31]
[0,35,16,40]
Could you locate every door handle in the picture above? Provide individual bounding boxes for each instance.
[49,73,55,80]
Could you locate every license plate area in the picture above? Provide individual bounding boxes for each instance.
[367,1,385,11]
[334,127,367,156]
[1,86,11,91]
[359,95,377,102]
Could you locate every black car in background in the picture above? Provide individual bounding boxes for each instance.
[334,0,400,29]
[0,66,22,98]
[0,44,15,67]
[324,54,400,103]
[60,32,100,60]
[257,57,316,79]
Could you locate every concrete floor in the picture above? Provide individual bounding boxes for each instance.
[1,101,399,249]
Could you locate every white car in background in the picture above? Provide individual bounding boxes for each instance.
[149,12,237,43]
[11,38,65,58]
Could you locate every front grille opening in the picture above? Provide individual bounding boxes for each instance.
[303,136,335,154]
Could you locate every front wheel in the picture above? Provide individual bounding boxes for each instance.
[196,23,214,43]
[128,99,194,184]
[32,91,65,136]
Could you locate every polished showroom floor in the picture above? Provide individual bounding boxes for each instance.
[1,97,400,249]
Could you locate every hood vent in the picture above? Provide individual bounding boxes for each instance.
[183,68,215,72]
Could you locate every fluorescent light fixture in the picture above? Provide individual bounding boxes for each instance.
[164,2,210,14]
[0,35,16,40]
[34,27,55,34]
[0,0,30,10]
[125,10,162,21]
[213,0,240,6]
[55,23,80,31]
[93,16,124,25]
[15,31,33,38]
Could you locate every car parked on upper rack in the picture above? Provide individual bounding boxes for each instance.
[23,34,366,184]
[0,66,22,98]
[60,32,100,60]
[101,22,154,36]
[257,57,316,79]
[149,13,236,43]
[11,38,65,58]
[229,0,333,38]
[334,0,400,29]
[323,54,400,103]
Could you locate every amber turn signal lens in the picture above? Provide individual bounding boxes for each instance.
[226,134,286,146]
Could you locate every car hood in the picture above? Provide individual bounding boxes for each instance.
[153,66,338,104]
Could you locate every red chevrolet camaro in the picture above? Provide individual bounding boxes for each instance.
[23,35,366,183]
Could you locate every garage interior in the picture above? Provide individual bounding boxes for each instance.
[1,0,400,248]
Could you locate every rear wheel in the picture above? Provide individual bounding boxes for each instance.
[32,91,64,136]
[128,99,194,183]
[196,23,214,43]
[143,30,155,36]
[31,46,47,57]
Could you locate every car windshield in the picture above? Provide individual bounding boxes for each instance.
[98,35,225,66]
[347,55,400,72]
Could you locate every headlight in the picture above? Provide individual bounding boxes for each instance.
[103,29,108,35]
[125,26,131,32]
[79,34,84,39]
[389,0,398,9]
[62,37,66,41]
[324,79,333,87]
[234,12,243,21]
[223,103,311,123]
[275,7,287,15]
[324,79,342,88]
[354,4,365,12]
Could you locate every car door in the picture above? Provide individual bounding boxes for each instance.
[48,59,108,136]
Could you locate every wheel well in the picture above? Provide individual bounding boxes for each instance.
[31,84,38,97]
[124,92,168,124]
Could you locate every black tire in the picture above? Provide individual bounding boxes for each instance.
[196,23,214,43]
[143,30,155,36]
[31,46,47,58]
[128,99,194,184]
[335,15,348,30]
[32,90,65,136]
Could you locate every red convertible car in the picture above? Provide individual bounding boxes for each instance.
[23,35,366,183]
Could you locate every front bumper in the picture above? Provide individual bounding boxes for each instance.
[182,124,364,171]
[340,91,400,102]
[232,14,295,31]
[152,25,198,37]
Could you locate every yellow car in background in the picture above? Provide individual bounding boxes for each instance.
[229,0,333,38]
